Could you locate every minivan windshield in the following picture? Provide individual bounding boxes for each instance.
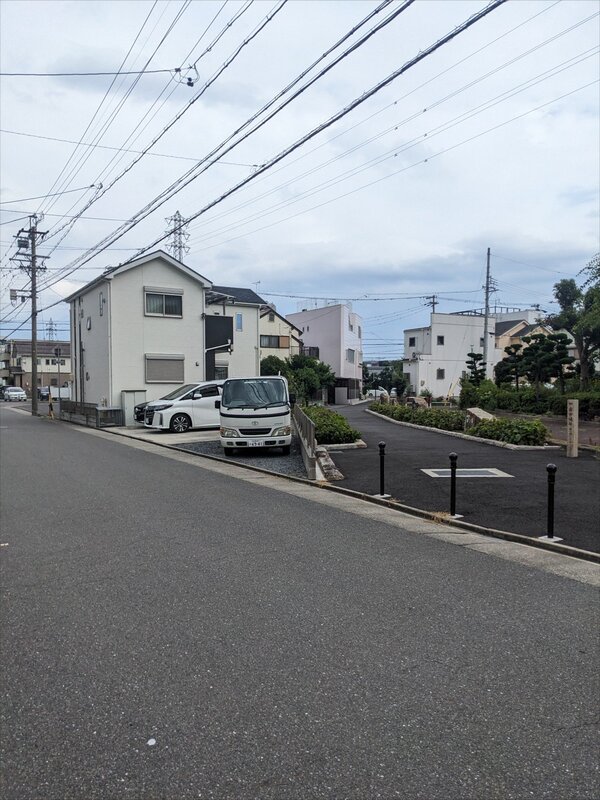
[159,384,197,401]
[222,378,287,409]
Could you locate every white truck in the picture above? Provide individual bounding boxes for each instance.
[218,376,295,456]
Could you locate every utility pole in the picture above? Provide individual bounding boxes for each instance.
[164,210,190,263]
[424,294,437,314]
[10,214,48,416]
[482,247,491,379]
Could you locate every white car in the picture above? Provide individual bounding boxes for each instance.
[3,387,27,401]
[144,381,224,433]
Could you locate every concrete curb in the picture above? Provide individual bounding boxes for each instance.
[321,439,367,451]
[365,409,562,451]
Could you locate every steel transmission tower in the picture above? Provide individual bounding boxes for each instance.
[164,211,190,263]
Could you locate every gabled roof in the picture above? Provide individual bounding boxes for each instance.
[520,323,551,337]
[260,306,303,334]
[208,285,267,306]
[63,250,212,303]
[494,320,527,336]
[9,339,71,357]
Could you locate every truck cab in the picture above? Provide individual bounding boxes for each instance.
[219,376,294,456]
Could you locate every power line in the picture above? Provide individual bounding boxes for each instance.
[0,67,180,77]
[0,185,100,205]
[34,0,403,292]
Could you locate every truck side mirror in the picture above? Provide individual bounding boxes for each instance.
[214,399,221,409]
[289,394,296,406]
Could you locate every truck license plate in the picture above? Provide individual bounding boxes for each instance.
[248,441,263,447]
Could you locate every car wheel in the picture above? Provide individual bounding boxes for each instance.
[281,445,291,456]
[223,447,235,456]
[170,413,192,433]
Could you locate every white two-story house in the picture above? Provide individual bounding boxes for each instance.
[288,303,363,403]
[64,251,264,423]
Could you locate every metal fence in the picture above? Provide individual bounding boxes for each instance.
[60,401,123,428]
[292,404,317,480]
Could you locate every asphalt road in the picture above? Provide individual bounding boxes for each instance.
[330,404,600,554]
[1,406,599,799]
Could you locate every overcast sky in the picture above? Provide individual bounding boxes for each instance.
[1,0,598,360]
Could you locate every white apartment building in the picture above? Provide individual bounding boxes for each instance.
[403,313,498,399]
[287,303,363,403]
[402,309,546,398]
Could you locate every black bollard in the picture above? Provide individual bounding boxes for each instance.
[546,464,557,539]
[449,452,458,516]
[378,441,386,496]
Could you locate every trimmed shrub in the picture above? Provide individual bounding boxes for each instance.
[469,418,548,445]
[303,406,361,444]
[370,402,466,431]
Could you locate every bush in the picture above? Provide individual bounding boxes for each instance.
[303,406,361,444]
[469,418,548,445]
[370,402,466,431]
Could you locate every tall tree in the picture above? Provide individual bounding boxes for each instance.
[494,343,524,389]
[545,258,599,389]
[465,352,486,386]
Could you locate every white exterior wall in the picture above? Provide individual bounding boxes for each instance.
[403,314,498,398]
[71,281,111,405]
[109,258,207,405]
[287,304,363,384]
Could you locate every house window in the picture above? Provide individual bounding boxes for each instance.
[261,335,280,348]
[346,348,355,364]
[235,313,243,331]
[348,319,354,332]
[50,378,58,386]
[145,291,182,317]
[99,291,104,316]
[268,312,275,322]
[145,354,184,383]
[45,359,50,365]
[409,337,416,347]
[60,359,65,366]
[36,359,41,365]
[358,326,362,339]
[437,369,445,380]
[214,366,228,380]
[437,336,445,346]
[480,337,484,347]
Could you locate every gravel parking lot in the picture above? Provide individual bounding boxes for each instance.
[176,435,308,478]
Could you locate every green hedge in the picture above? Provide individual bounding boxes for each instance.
[370,402,549,445]
[460,381,600,419]
[370,402,466,431]
[469,418,548,446]
[303,406,361,444]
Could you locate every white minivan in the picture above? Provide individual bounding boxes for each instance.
[144,381,224,433]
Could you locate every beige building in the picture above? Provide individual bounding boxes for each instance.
[0,339,71,392]
[259,307,302,363]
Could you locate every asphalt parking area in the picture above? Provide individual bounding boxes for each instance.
[330,405,600,554]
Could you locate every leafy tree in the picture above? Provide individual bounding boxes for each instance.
[520,333,574,399]
[548,332,576,394]
[377,361,408,396]
[260,355,289,377]
[465,352,486,386]
[287,354,335,404]
[546,270,600,390]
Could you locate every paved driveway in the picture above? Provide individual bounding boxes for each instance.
[330,404,600,553]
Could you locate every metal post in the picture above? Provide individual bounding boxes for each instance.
[449,452,458,516]
[546,464,557,539]
[379,441,386,496]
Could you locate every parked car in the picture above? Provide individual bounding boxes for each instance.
[134,401,149,423]
[38,387,50,400]
[144,381,224,433]
[3,386,27,402]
